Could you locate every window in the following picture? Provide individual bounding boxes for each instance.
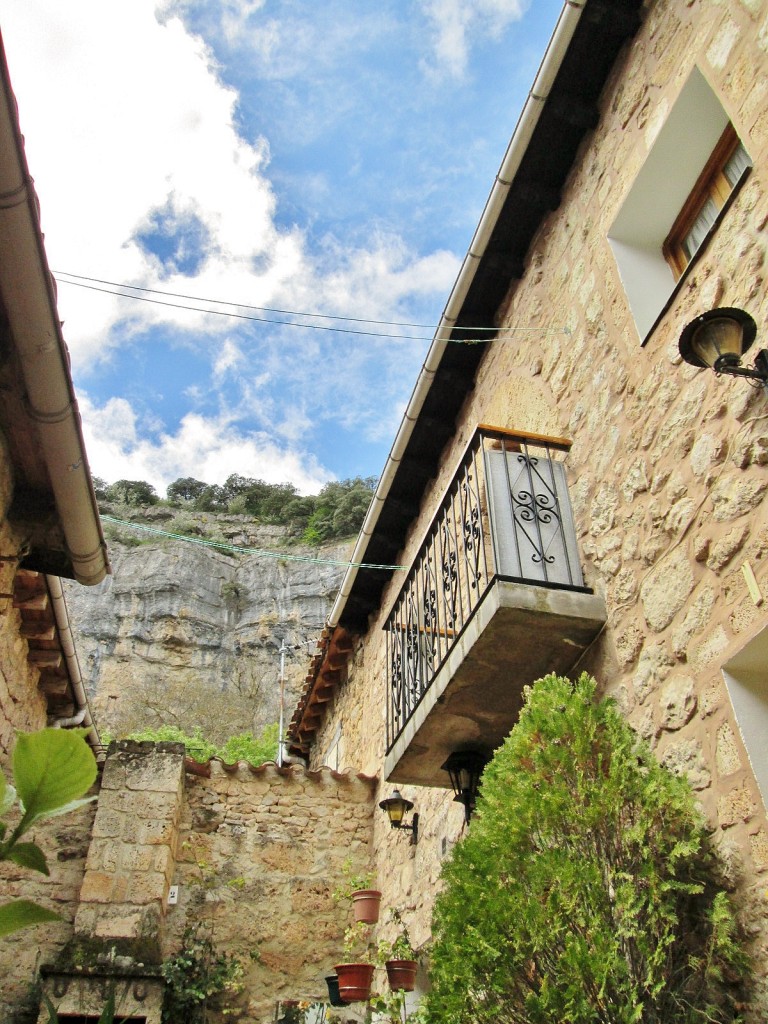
[608,69,752,341]
[722,624,768,812]
[663,125,751,278]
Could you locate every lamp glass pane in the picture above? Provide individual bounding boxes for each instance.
[691,316,744,367]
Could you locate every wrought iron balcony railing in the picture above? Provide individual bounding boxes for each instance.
[385,425,589,751]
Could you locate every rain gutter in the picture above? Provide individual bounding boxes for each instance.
[327,0,587,629]
[0,32,109,586]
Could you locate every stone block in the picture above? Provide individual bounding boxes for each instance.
[640,548,695,632]
[716,724,744,778]
[658,675,697,731]
[718,784,757,829]
[689,626,728,672]
[79,870,116,904]
[660,737,711,792]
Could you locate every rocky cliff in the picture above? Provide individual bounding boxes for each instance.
[62,507,349,745]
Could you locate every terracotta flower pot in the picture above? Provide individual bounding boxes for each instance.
[385,959,418,992]
[351,888,382,923]
[334,962,375,1002]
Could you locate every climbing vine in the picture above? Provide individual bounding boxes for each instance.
[162,924,244,1024]
[425,673,752,1024]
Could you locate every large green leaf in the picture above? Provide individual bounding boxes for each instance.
[14,729,97,829]
[7,841,49,875]
[0,898,61,936]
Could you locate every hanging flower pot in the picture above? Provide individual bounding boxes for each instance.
[334,963,375,1002]
[385,959,418,992]
[325,975,349,1007]
[351,888,382,923]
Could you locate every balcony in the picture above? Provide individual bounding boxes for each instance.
[383,426,607,788]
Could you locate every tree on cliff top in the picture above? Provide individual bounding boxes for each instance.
[426,673,751,1024]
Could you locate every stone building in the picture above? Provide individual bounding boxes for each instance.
[5,0,768,1021]
[289,0,768,1004]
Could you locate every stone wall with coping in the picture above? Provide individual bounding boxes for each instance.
[1,747,379,1024]
[309,0,768,1005]
[73,741,186,963]
[167,759,377,1023]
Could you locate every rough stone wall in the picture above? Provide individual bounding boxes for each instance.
[0,801,97,1023]
[310,0,768,1000]
[1,746,378,1024]
[74,742,185,962]
[169,760,377,1022]
[0,429,47,765]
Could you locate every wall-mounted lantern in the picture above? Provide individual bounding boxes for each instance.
[379,789,419,845]
[679,307,768,387]
[440,750,488,824]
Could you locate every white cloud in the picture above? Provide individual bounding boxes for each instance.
[418,0,528,79]
[2,0,465,489]
[79,395,331,495]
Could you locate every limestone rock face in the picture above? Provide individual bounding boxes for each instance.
[63,514,348,742]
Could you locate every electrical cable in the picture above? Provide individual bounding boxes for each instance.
[100,514,406,571]
[54,270,569,341]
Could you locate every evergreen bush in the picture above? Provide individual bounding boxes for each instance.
[425,673,751,1024]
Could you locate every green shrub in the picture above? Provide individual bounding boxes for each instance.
[125,725,216,763]
[218,725,279,766]
[425,673,751,1024]
[124,724,279,767]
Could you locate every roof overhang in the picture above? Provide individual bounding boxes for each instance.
[330,0,643,636]
[0,30,109,585]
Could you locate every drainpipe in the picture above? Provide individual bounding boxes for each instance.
[0,34,109,586]
[46,574,100,749]
[327,0,587,629]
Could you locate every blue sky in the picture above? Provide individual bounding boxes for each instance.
[3,0,562,496]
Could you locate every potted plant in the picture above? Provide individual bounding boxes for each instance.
[333,858,382,924]
[377,910,419,992]
[334,922,376,1002]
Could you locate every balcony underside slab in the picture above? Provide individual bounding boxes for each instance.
[384,578,607,788]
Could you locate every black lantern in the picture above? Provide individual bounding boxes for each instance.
[378,789,419,844]
[679,307,768,386]
[441,750,488,823]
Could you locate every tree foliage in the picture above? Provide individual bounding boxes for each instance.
[425,674,751,1024]
[105,479,159,506]
[100,472,378,541]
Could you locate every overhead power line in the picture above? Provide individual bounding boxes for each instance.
[55,271,569,342]
[100,514,406,571]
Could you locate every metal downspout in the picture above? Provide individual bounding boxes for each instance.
[46,574,100,748]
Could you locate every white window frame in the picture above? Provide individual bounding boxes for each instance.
[608,68,751,342]
[722,624,768,812]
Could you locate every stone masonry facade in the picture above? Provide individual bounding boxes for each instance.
[0,742,377,1024]
[308,0,768,1010]
[0,429,47,763]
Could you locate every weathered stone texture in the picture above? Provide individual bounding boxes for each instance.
[310,0,768,1003]
[74,742,185,961]
[0,801,96,1023]
[168,760,378,1023]
[0,432,47,765]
